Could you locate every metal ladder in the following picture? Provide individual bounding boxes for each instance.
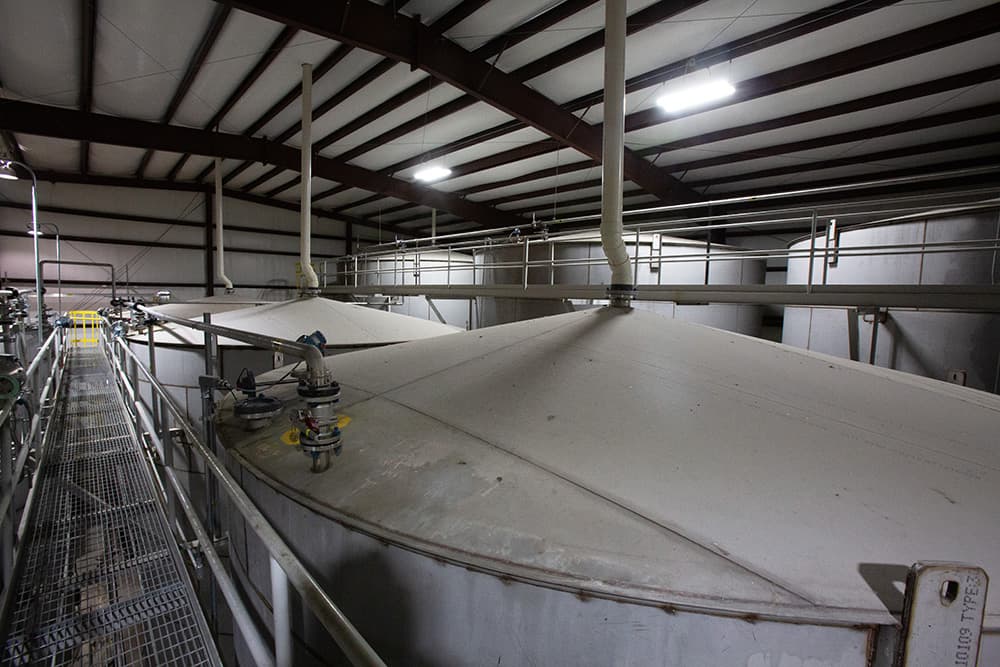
[1,346,220,666]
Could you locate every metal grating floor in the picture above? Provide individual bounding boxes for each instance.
[2,348,218,666]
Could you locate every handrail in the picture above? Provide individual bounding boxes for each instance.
[128,302,330,386]
[102,319,386,667]
[0,325,67,608]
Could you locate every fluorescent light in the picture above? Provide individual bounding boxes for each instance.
[414,166,452,182]
[26,229,43,236]
[657,79,735,113]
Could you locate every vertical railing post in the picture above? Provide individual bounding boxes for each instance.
[0,417,13,589]
[271,557,292,667]
[522,239,530,290]
[806,210,818,294]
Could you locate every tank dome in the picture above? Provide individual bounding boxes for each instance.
[138,296,461,347]
[218,307,1000,624]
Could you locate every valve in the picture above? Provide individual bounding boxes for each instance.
[296,330,327,351]
[293,378,342,473]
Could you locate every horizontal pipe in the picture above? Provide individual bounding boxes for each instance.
[130,303,328,385]
[110,332,384,666]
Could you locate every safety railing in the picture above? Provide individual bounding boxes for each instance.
[329,191,1000,297]
[0,325,68,611]
[67,309,100,346]
[99,311,385,667]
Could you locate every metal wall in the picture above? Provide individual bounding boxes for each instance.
[783,212,1000,392]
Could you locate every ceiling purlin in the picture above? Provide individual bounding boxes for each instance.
[166,24,299,180]
[135,3,232,178]
[0,100,524,230]
[26,169,393,234]
[380,5,1000,221]
[450,65,1000,208]
[222,0,700,205]
[350,0,898,220]
[305,0,604,207]
[79,0,97,173]
[304,0,597,206]
[189,13,379,185]
[626,3,1000,134]
[244,0,514,199]
[689,132,1000,190]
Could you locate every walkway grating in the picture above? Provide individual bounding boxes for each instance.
[1,347,218,666]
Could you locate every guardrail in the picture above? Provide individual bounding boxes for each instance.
[0,325,68,609]
[100,313,385,667]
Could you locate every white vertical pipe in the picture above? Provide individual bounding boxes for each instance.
[600,0,633,289]
[214,159,234,291]
[270,557,292,667]
[30,176,43,342]
[300,63,320,290]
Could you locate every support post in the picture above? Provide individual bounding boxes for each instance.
[271,557,292,667]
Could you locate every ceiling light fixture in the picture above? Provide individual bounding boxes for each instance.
[657,79,735,113]
[0,160,18,180]
[414,166,452,182]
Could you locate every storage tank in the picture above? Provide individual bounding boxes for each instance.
[344,250,475,329]
[475,233,764,334]
[215,307,1000,666]
[782,210,1000,393]
[127,296,460,425]
[144,293,274,319]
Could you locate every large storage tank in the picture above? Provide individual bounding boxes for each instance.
[475,233,764,334]
[344,250,475,329]
[216,307,1000,666]
[127,296,460,424]
[782,210,1000,392]
[144,293,274,319]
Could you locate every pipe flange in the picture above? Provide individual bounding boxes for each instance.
[297,381,341,401]
[606,284,636,308]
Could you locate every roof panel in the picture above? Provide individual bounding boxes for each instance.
[88,143,148,176]
[442,0,552,52]
[318,82,468,157]
[172,9,285,129]
[625,35,1000,150]
[11,134,79,173]
[255,47,387,142]
[0,0,79,106]
[218,39,347,134]
[348,101,519,172]
[315,187,367,209]
[436,146,592,193]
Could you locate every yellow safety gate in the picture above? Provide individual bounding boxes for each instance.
[68,310,100,346]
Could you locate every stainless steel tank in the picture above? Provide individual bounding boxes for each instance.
[216,307,1000,666]
[346,250,475,329]
[783,211,1000,392]
[127,296,461,424]
[476,233,764,334]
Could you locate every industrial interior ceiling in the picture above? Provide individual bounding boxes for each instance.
[0,0,999,237]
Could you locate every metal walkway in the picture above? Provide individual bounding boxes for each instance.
[1,347,218,666]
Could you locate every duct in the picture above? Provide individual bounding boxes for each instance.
[299,63,319,291]
[214,158,234,292]
[600,0,633,300]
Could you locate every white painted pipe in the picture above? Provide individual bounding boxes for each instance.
[214,158,234,291]
[600,0,633,289]
[300,63,320,290]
